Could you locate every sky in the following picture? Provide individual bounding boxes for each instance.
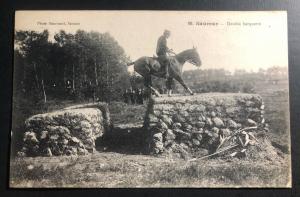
[15,11,288,72]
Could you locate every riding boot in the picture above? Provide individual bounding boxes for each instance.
[165,63,170,79]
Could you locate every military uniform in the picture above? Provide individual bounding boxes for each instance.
[156,35,171,78]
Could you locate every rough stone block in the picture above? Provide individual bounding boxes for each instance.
[144,93,265,156]
[20,102,110,157]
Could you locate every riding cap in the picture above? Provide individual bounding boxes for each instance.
[164,30,171,35]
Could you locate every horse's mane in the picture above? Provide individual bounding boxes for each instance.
[176,48,194,57]
[175,48,195,63]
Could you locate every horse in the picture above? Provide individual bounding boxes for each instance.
[127,47,202,97]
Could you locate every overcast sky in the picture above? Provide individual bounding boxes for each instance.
[15,11,288,72]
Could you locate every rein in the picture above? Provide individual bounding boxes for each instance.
[169,50,197,66]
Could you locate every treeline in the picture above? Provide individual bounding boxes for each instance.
[177,66,288,93]
[14,29,131,104]
[129,66,288,94]
[182,67,288,84]
[180,67,288,93]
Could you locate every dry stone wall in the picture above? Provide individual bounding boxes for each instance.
[19,102,111,156]
[144,93,265,156]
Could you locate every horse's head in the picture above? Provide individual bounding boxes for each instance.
[189,47,202,67]
[176,47,202,67]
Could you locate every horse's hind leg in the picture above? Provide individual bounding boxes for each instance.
[136,59,161,97]
[144,76,161,97]
[143,76,151,97]
[175,76,194,95]
[150,86,161,97]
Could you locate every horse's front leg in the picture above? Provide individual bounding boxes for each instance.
[166,77,173,97]
[167,89,172,97]
[175,76,194,95]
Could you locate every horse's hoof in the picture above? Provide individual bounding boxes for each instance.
[190,92,194,95]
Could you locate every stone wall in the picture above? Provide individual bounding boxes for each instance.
[19,102,111,156]
[144,93,265,156]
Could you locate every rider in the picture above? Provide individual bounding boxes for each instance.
[156,30,173,79]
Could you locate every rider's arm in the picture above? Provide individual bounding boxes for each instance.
[160,37,168,51]
[162,39,173,53]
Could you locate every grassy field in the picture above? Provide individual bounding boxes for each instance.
[10,151,290,188]
[108,101,147,126]
[253,80,290,147]
[9,80,291,188]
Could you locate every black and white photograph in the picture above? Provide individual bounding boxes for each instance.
[10,10,291,188]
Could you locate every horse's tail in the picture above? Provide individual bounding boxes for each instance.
[127,62,135,66]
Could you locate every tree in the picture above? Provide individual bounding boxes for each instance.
[14,29,132,103]
[15,30,50,103]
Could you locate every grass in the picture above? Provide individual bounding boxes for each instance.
[10,153,290,188]
[108,101,147,125]
[253,81,290,147]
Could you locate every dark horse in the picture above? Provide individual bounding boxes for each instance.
[127,47,202,96]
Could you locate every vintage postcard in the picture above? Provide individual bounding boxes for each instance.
[10,11,290,187]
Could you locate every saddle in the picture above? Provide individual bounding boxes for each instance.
[152,55,166,73]
[152,55,174,64]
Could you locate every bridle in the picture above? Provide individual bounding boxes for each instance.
[188,60,198,66]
